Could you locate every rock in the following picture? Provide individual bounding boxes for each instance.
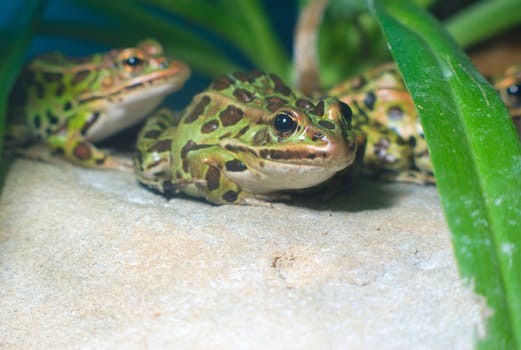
[0,159,483,349]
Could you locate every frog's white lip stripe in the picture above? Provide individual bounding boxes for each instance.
[78,66,189,105]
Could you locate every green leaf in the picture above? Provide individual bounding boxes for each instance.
[368,0,521,348]
[138,0,290,76]
[445,0,521,49]
[0,0,48,153]
[57,0,242,77]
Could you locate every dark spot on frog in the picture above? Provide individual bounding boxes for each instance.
[148,139,172,153]
[205,166,220,191]
[269,73,291,96]
[145,158,163,171]
[73,141,92,160]
[156,121,168,130]
[53,147,65,156]
[35,83,45,99]
[253,129,268,145]
[266,96,288,112]
[46,110,59,125]
[56,83,65,97]
[144,130,162,139]
[247,70,263,82]
[218,132,232,140]
[296,98,314,109]
[219,105,244,126]
[180,140,212,172]
[318,120,335,130]
[387,105,404,120]
[223,190,239,203]
[310,101,324,116]
[409,136,417,147]
[72,70,90,85]
[161,180,180,194]
[234,125,250,138]
[201,120,219,134]
[233,72,249,82]
[43,72,63,82]
[175,171,182,179]
[233,88,254,103]
[81,111,101,135]
[225,159,248,172]
[212,75,234,90]
[225,144,259,158]
[363,91,377,111]
[350,75,366,90]
[64,101,72,111]
[184,95,211,124]
[95,157,106,165]
[33,115,41,129]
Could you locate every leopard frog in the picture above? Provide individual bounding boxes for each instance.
[494,64,521,137]
[135,71,357,204]
[328,63,521,183]
[6,39,190,169]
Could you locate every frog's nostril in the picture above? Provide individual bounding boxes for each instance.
[312,131,324,142]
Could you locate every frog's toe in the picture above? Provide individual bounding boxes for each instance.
[100,155,134,171]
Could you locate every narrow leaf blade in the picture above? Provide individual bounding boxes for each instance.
[369,0,521,348]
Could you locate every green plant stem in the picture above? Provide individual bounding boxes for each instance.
[445,0,521,48]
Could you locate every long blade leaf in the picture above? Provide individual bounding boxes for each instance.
[368,0,521,348]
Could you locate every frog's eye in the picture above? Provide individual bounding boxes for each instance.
[124,55,144,67]
[507,84,521,97]
[273,111,297,135]
[339,101,353,124]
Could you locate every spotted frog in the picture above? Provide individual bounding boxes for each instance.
[494,64,521,137]
[328,63,521,183]
[135,71,357,204]
[6,39,190,169]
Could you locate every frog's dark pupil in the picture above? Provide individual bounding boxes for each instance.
[507,84,521,97]
[125,56,142,66]
[339,101,353,124]
[273,113,296,134]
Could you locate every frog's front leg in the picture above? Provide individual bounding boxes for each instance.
[180,145,282,205]
[135,108,184,192]
[45,130,131,170]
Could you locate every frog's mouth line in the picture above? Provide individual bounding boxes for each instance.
[124,61,191,92]
[78,62,190,104]
[222,142,356,193]
[221,138,356,169]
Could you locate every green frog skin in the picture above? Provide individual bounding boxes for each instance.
[6,39,190,169]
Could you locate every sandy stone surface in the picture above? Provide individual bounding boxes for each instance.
[0,159,484,349]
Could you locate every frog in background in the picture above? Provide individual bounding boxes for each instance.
[6,39,190,170]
